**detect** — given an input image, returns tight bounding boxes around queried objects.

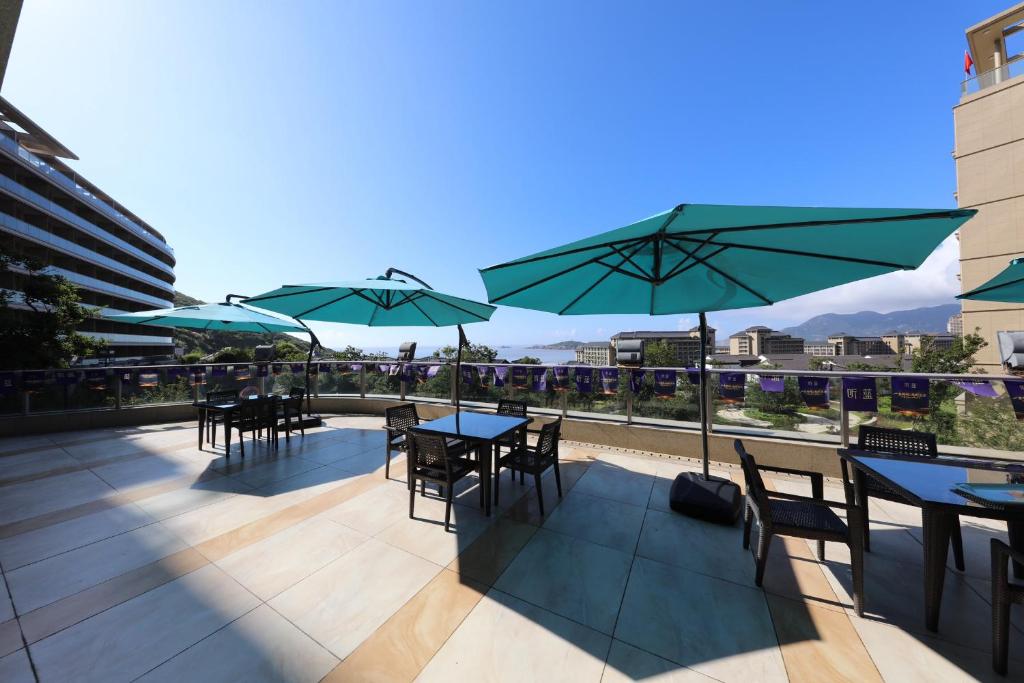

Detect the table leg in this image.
[197,408,206,449]
[1008,520,1024,580]
[483,442,493,517]
[922,507,954,632]
[224,409,232,456]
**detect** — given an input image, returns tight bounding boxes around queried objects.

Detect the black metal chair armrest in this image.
[767,490,853,511]
[756,463,822,480]
[993,538,1024,567]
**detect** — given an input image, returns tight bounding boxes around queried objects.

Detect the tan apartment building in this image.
[826,334,894,356]
[574,342,613,366]
[728,326,805,356]
[611,328,715,366]
[955,3,1024,371]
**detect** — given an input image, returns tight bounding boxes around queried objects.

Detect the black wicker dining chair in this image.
[408,431,483,531]
[494,418,562,515]
[495,399,528,462]
[277,388,305,441]
[204,389,239,447]
[230,396,278,458]
[736,439,864,616]
[384,404,469,481]
[840,426,965,571]
[992,539,1024,676]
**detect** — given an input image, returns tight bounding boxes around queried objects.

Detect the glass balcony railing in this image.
[961,57,1024,95]
[5,360,1024,459]
[47,266,173,309]
[0,134,174,257]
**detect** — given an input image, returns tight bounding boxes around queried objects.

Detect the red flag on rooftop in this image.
[964,50,974,75]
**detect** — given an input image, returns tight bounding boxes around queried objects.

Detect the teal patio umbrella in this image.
[480,203,976,521]
[243,269,496,410]
[958,257,1024,303]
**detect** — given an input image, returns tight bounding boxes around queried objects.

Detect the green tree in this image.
[908,331,987,444]
[208,347,253,363]
[0,250,104,368]
[434,343,498,363]
[512,356,542,365]
[273,340,307,361]
[644,340,680,367]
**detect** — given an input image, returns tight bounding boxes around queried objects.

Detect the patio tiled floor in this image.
[0,415,1021,681]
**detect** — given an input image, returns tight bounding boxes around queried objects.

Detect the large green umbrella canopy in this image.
[958,257,1024,303]
[105,301,308,334]
[479,202,977,488]
[244,270,497,411]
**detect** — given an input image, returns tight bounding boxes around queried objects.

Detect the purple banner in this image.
[271,363,283,376]
[477,366,492,387]
[511,366,528,389]
[256,364,269,378]
[891,376,929,416]
[461,366,475,385]
[629,369,646,394]
[319,362,333,374]
[84,369,108,391]
[190,368,206,386]
[842,377,877,412]
[494,366,508,387]
[953,379,997,398]
[1006,380,1024,421]
[758,375,784,393]
[719,372,746,404]
[653,369,677,399]
[23,370,46,390]
[166,367,188,382]
[552,366,570,392]
[137,371,159,388]
[398,364,414,382]
[388,364,401,377]
[53,370,79,386]
[291,363,306,374]
[685,368,701,385]
[574,367,593,393]
[347,363,363,374]
[600,368,619,395]
[531,367,548,392]
[426,365,441,378]
[798,377,829,409]
[232,365,251,381]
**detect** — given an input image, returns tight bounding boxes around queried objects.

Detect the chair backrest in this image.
[239,395,274,426]
[857,426,937,458]
[239,386,259,399]
[207,389,239,403]
[497,399,528,418]
[385,403,419,432]
[409,431,448,470]
[734,440,770,511]
[289,387,306,400]
[537,418,562,459]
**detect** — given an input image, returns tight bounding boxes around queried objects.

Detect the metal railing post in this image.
[115,371,123,410]
[561,391,568,417]
[312,363,320,400]
[400,363,407,402]
[450,364,457,406]
[359,364,366,399]
[705,375,714,434]
[626,389,633,424]
[840,385,850,448]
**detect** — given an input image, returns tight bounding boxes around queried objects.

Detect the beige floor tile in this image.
[0,501,154,571]
[323,481,412,536]
[378,492,495,566]
[132,476,252,521]
[229,456,324,489]
[594,451,660,476]
[253,462,365,498]
[216,516,367,600]
[161,487,301,546]
[29,563,259,683]
[0,433,55,455]
[495,528,632,635]
[0,648,35,683]
[637,508,752,587]
[269,538,439,659]
[542,491,646,554]
[572,460,655,507]
[0,448,81,483]
[416,588,610,683]
[615,556,787,682]
[0,618,21,657]
[0,470,115,526]
[448,516,538,586]
[602,639,716,682]
[296,439,378,466]
[7,522,187,613]
[136,604,338,683]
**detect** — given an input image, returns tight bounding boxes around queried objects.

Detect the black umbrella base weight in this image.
[669,472,742,525]
[295,415,322,429]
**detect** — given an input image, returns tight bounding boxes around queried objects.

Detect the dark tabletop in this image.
[413,412,528,441]
[840,449,1024,512]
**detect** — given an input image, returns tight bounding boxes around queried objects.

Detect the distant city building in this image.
[610,327,715,366]
[728,326,805,356]
[574,342,613,366]
[803,341,837,357]
[947,312,963,336]
[956,5,1024,370]
[825,334,894,356]
[902,333,956,355]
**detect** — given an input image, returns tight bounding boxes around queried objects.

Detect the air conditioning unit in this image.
[997,331,1024,370]
[616,339,643,366]
[397,341,417,362]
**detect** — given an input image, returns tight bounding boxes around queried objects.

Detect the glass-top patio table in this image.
[839,448,1024,632]
[412,412,530,517]
[193,394,301,452]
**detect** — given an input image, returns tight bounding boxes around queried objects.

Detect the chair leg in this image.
[238,429,245,459]
[385,446,391,479]
[951,517,966,572]
[520,469,524,485]
[861,492,872,553]
[817,539,826,562]
[421,480,426,496]
[409,479,416,519]
[993,542,1010,676]
[553,462,562,498]
[754,526,772,587]
[444,482,454,532]
[534,472,544,516]
[494,462,502,506]
[851,533,865,618]
[742,502,753,550]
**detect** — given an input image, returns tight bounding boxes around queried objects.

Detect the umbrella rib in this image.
[488,247,632,303]
[593,257,658,282]
[417,290,492,322]
[244,285,331,303]
[608,243,654,280]
[480,236,651,273]
[405,295,441,326]
[661,231,719,282]
[663,237,773,307]
[663,209,971,238]
[672,236,912,269]
[660,244,729,282]
[559,239,652,315]
[294,289,365,319]
[961,275,1024,298]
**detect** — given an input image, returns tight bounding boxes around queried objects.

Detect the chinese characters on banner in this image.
[460,366,475,385]
[189,368,206,386]
[574,368,593,393]
[494,366,508,387]
[653,369,677,398]
[1005,380,1024,420]
[552,366,570,392]
[891,376,929,416]
[530,367,547,392]
[798,377,829,408]
[510,366,529,389]
[758,375,784,393]
[842,377,877,412]
[85,369,109,391]
[628,369,646,394]
[718,373,746,404]
[599,368,619,395]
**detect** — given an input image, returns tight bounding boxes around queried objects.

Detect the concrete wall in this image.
[955,74,1024,370]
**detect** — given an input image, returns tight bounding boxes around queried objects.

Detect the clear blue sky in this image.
[3,1,1009,349]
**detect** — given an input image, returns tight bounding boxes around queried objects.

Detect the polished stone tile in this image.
[0,470,115,526]
[615,557,787,682]
[161,488,300,546]
[90,452,207,492]
[571,460,655,507]
[0,648,35,683]
[417,588,610,682]
[29,563,259,683]
[542,491,646,554]
[602,639,716,682]
[132,476,251,521]
[323,481,411,536]
[495,528,632,635]
[378,491,494,566]
[7,522,187,613]
[0,501,154,570]
[637,508,751,586]
[216,516,367,600]
[0,575,12,623]
[230,456,323,489]
[136,604,338,683]
[269,538,438,659]
[0,448,81,483]
[448,516,538,586]
[0,618,20,657]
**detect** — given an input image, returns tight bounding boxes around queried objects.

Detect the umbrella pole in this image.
[699,312,710,480]
[454,325,465,415]
[299,324,320,417]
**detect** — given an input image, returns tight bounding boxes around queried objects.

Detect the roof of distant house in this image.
[611,329,713,340]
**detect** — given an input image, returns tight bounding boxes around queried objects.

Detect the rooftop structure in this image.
[611,328,716,366]
[728,326,805,356]
[574,342,613,366]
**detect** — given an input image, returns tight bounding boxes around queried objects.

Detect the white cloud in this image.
[675,316,694,331]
